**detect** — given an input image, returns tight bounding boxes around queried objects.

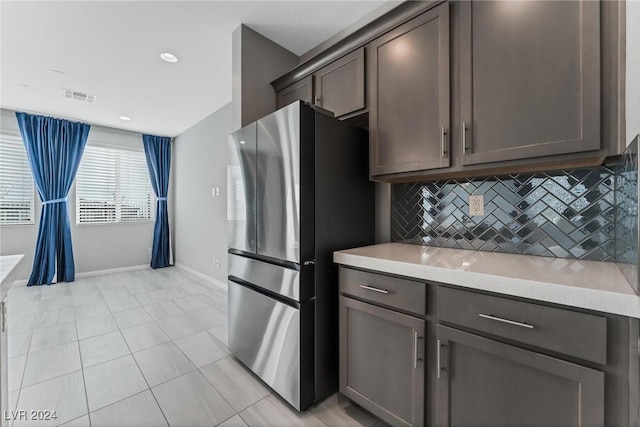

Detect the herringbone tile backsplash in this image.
[615,139,638,288]
[391,167,616,261]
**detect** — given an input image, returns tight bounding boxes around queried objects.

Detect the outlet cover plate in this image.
[469,195,484,216]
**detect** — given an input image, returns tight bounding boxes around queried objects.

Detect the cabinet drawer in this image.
[437,287,607,365]
[339,268,425,316]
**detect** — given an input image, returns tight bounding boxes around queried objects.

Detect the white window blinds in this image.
[76,145,154,224]
[0,133,35,225]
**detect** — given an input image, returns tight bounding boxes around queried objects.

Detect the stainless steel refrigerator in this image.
[227,101,374,411]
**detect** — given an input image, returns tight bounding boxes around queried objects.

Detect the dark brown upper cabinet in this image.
[276,49,366,118]
[314,47,366,118]
[459,0,601,166]
[369,2,450,177]
[277,75,313,109]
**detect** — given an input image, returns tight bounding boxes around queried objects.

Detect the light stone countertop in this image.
[0,255,24,300]
[334,243,640,318]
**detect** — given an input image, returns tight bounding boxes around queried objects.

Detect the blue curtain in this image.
[143,134,171,268]
[16,113,90,285]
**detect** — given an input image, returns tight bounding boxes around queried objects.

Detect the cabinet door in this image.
[369,2,450,177]
[340,296,425,427]
[459,1,600,165]
[277,75,313,110]
[436,325,604,427]
[314,47,365,118]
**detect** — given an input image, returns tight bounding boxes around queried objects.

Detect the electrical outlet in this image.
[469,195,484,216]
[211,187,216,197]
[148,247,152,255]
[214,258,220,269]
[215,187,220,196]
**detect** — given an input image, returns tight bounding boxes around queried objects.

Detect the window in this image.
[0,133,34,225]
[76,145,154,224]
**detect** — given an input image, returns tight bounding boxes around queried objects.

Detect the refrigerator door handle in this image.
[303,259,315,266]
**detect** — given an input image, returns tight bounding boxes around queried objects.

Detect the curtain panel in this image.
[15,112,90,285]
[142,134,171,268]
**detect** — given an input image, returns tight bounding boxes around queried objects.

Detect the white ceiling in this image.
[0,1,395,137]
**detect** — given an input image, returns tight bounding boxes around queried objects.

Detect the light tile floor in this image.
[6,267,386,427]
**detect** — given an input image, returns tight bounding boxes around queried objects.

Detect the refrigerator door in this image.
[228,279,310,411]
[227,123,257,253]
[256,103,301,263]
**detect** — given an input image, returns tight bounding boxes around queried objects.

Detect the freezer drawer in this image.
[228,280,314,411]
[228,253,300,301]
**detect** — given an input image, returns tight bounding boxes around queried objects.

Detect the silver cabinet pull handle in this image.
[462,121,468,154]
[479,313,534,329]
[359,284,389,294]
[1,297,6,333]
[441,126,447,158]
[414,332,419,369]
[437,339,441,378]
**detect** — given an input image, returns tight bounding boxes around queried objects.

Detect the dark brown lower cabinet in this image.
[339,296,425,427]
[435,325,605,427]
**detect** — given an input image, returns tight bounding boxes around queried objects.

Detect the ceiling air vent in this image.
[63,89,97,104]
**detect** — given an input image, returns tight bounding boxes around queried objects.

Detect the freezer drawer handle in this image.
[478,313,534,329]
[359,284,389,294]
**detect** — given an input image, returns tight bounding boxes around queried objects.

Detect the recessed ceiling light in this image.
[160,52,178,63]
[48,69,66,77]
[119,116,131,121]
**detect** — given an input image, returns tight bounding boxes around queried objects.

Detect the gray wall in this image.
[173,103,232,285]
[627,0,640,146]
[232,24,299,129]
[0,109,155,281]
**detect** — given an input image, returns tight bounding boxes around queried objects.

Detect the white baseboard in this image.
[174,263,227,291]
[11,264,150,288]
[76,264,150,278]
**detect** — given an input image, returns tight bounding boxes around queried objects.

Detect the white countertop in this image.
[0,255,24,299]
[334,243,640,318]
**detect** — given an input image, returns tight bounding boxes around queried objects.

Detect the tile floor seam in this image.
[73,310,92,425]
[12,318,36,427]
[134,355,198,389]
[214,412,241,427]
[149,369,225,426]
[237,393,273,426]
[118,321,172,427]
[83,375,150,414]
[196,360,242,416]
[17,368,85,392]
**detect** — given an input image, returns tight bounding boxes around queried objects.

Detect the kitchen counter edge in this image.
[333,243,640,319]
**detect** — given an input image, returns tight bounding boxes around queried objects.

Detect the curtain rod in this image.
[1,107,175,140]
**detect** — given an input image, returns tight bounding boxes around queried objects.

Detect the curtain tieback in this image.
[42,197,68,205]
[157,197,167,202]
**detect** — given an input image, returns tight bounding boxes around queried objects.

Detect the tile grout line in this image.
[115,318,172,427]
[73,310,93,427]
[9,314,35,427]
[193,358,239,419]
